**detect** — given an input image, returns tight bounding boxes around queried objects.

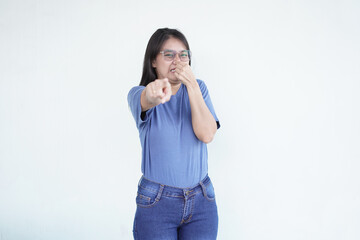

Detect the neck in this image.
[171,83,181,95]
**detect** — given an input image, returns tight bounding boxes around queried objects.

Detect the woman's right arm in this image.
[140,78,172,111]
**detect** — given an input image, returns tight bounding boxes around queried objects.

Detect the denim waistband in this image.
[138,175,211,198]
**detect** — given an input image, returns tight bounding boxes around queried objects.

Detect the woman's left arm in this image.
[174,61,217,143]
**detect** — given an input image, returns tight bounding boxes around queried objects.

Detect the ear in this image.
[152,60,157,68]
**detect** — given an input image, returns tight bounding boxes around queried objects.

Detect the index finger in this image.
[158,78,170,86]
[158,78,171,93]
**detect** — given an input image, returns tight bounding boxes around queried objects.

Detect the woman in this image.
[128,28,220,240]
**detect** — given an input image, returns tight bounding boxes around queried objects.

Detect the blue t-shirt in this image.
[128,79,220,188]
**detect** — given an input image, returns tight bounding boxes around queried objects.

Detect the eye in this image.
[180,51,189,57]
[163,50,175,58]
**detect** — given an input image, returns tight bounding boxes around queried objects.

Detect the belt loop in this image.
[199,181,206,197]
[156,185,164,201]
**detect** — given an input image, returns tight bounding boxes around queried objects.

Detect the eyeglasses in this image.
[159,49,191,62]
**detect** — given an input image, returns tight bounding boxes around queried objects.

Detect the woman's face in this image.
[152,37,189,85]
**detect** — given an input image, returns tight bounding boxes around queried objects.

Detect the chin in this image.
[168,78,180,84]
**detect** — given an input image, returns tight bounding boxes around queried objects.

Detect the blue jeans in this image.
[133,175,218,240]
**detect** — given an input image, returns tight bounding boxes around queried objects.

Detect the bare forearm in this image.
[173,60,217,143]
[186,83,217,143]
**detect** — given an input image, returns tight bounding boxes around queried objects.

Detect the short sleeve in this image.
[127,86,153,129]
[197,79,221,129]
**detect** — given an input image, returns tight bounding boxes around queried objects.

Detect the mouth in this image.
[170,68,176,73]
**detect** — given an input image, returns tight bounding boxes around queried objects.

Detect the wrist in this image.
[141,89,155,111]
[185,79,200,94]
[184,78,198,90]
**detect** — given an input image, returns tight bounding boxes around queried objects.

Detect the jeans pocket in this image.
[136,185,161,208]
[204,181,216,201]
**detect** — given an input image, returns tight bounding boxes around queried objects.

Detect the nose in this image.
[173,52,181,62]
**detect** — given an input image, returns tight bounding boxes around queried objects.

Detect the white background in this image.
[1,0,360,239]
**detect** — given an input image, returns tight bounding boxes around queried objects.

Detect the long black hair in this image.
[139,28,191,86]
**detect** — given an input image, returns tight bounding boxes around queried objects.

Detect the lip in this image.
[170,68,176,73]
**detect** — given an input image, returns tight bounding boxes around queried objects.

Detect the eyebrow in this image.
[163,49,188,52]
